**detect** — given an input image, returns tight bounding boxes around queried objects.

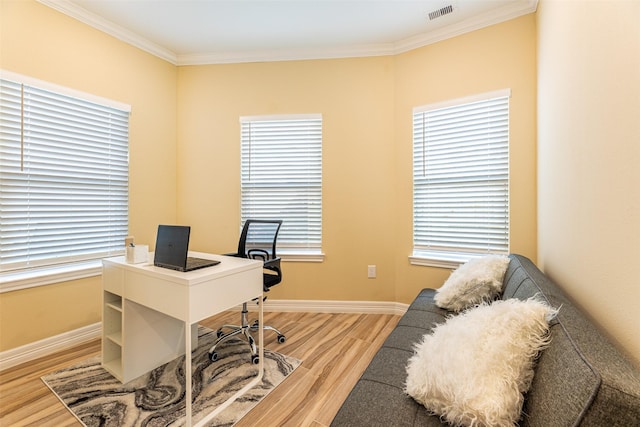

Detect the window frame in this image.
[239,114,324,262]
[410,89,511,269]
[0,71,131,291]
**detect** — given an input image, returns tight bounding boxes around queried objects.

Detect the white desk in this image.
[101,252,263,427]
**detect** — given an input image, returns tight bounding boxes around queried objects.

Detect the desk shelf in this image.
[102,288,123,381]
[106,331,122,346]
[101,275,197,383]
[102,358,122,376]
[106,301,122,312]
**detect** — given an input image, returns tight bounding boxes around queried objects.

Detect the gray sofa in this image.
[332,254,640,426]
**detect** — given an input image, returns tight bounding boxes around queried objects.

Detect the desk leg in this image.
[259,295,264,379]
[185,321,193,427]
[185,294,263,427]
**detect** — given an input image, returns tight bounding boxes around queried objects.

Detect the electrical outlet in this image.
[368,265,376,279]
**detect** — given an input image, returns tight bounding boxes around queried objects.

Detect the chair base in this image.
[208,303,285,363]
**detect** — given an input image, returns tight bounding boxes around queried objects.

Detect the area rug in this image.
[41,326,301,427]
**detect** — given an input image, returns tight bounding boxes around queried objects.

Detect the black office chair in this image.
[208,219,286,364]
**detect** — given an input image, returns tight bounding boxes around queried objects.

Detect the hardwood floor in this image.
[0,310,399,427]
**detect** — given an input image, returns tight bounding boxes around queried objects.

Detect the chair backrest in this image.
[238,219,283,291]
[237,219,282,261]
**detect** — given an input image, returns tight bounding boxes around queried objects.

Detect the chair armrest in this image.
[264,257,281,270]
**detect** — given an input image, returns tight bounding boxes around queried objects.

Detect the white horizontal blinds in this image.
[0,77,129,272]
[240,116,322,250]
[413,91,509,256]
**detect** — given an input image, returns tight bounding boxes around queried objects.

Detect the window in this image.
[411,89,510,268]
[240,115,322,260]
[0,72,130,284]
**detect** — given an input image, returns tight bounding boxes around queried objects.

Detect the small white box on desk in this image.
[126,245,148,264]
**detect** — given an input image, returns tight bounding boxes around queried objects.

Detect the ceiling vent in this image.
[428,5,454,20]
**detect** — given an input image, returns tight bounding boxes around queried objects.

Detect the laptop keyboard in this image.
[186,257,219,269]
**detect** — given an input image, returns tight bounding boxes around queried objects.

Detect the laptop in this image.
[153,225,220,272]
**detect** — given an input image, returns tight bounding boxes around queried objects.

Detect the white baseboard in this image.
[0,299,407,372]
[0,322,101,372]
[263,299,409,316]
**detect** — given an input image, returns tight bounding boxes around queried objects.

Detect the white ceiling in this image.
[38,0,538,65]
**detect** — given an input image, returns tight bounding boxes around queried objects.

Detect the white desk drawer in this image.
[124,270,188,320]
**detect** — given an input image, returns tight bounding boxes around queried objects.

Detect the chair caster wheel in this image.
[277,334,286,343]
[209,351,218,362]
[251,355,259,365]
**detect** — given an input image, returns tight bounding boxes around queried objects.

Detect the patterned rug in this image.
[41,327,300,426]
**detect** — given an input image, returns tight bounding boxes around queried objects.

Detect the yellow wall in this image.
[0,1,538,352]
[537,0,640,366]
[177,14,538,304]
[177,58,398,302]
[0,0,178,351]
[393,16,538,303]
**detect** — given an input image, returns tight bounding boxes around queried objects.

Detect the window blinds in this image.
[413,90,510,258]
[240,115,322,251]
[0,77,130,272]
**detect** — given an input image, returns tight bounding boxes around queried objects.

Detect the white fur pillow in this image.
[435,255,510,311]
[405,299,557,427]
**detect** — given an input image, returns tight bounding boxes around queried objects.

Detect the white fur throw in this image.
[435,255,510,312]
[405,299,557,427]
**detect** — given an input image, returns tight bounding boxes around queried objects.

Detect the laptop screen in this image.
[154,225,190,269]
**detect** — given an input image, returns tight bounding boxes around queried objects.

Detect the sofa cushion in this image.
[503,254,640,427]
[405,298,556,427]
[435,255,510,311]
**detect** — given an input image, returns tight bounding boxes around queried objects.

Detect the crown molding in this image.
[177,43,396,66]
[394,0,539,54]
[37,0,178,65]
[38,0,537,66]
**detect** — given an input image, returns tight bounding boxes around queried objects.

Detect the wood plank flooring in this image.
[0,310,399,427]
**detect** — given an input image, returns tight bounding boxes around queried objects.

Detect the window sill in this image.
[0,260,103,293]
[278,249,325,263]
[409,250,488,269]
